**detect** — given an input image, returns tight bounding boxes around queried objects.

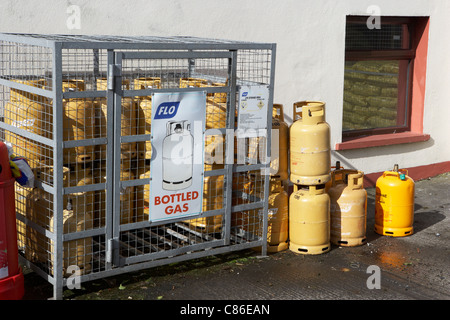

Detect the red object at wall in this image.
[0,141,24,300]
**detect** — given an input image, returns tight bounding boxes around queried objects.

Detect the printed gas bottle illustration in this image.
[162,120,194,191]
[150,91,206,223]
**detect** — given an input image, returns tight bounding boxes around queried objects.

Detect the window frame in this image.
[343,16,418,139]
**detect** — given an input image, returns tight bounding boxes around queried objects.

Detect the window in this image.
[343,16,422,139]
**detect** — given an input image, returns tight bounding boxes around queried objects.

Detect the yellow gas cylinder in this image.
[206,95,227,130]
[325,161,343,192]
[179,77,208,88]
[232,173,253,206]
[54,165,94,276]
[24,166,69,264]
[62,79,95,164]
[187,175,224,233]
[328,169,367,247]
[290,101,331,185]
[66,164,95,224]
[205,81,227,129]
[204,134,225,171]
[210,82,227,103]
[49,208,93,276]
[231,172,254,227]
[180,77,227,129]
[108,169,135,224]
[289,184,330,255]
[134,77,161,159]
[375,164,415,237]
[96,78,136,162]
[265,179,289,252]
[4,79,51,167]
[247,103,288,180]
[270,104,289,181]
[135,170,150,222]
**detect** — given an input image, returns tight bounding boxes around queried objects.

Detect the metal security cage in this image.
[0,33,276,299]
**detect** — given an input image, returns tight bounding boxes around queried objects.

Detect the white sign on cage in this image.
[149,91,206,222]
[236,85,270,138]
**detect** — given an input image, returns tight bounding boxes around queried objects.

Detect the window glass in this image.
[343,17,414,136]
[345,23,409,50]
[343,60,409,132]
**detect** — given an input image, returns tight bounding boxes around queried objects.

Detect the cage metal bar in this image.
[0,121,54,147]
[107,49,118,268]
[122,51,233,60]
[52,41,64,300]
[260,43,276,257]
[224,50,238,246]
[122,86,228,98]
[0,78,53,98]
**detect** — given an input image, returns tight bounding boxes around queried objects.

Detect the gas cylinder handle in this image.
[293,101,304,121]
[293,101,325,124]
[331,169,357,187]
[273,103,284,122]
[348,171,364,190]
[383,171,400,178]
[306,105,324,116]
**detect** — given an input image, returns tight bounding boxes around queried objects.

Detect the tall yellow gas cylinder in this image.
[265,179,289,252]
[270,104,289,180]
[204,134,225,171]
[66,164,95,224]
[135,170,150,222]
[375,164,415,237]
[134,77,161,159]
[4,79,51,167]
[289,184,330,254]
[206,95,227,130]
[49,208,93,277]
[187,175,224,233]
[231,172,255,227]
[50,164,94,276]
[24,166,69,264]
[96,169,135,226]
[328,169,367,246]
[96,78,136,162]
[290,101,331,185]
[62,79,95,164]
[247,103,288,180]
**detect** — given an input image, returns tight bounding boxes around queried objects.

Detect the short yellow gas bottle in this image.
[289,184,330,255]
[328,169,367,246]
[375,164,415,237]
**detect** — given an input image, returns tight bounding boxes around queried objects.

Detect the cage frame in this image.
[0,33,276,300]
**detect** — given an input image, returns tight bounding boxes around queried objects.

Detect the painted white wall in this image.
[1,0,449,175]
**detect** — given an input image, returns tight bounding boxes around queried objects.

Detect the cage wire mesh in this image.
[0,33,275,298]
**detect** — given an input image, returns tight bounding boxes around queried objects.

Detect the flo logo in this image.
[154,102,180,119]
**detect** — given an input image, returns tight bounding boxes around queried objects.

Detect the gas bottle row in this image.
[4,77,227,170]
[274,100,415,256]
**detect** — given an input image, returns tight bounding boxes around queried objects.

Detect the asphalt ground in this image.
[18,172,450,312]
